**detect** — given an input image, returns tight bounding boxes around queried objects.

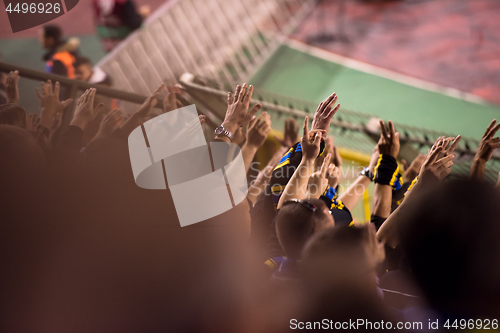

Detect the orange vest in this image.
[47,51,76,79]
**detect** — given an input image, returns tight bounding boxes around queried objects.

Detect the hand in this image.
[135,84,164,119]
[275,118,299,148]
[326,163,340,189]
[311,92,340,132]
[378,120,400,158]
[308,153,331,198]
[418,137,455,187]
[402,153,426,182]
[6,70,20,104]
[70,88,105,130]
[25,113,39,132]
[36,80,73,127]
[246,111,271,149]
[436,135,461,160]
[301,116,325,161]
[97,109,123,137]
[222,83,262,134]
[162,91,184,113]
[474,119,500,163]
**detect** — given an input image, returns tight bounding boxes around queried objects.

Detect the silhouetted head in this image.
[39,25,62,49]
[399,179,500,317]
[0,103,27,129]
[276,199,334,260]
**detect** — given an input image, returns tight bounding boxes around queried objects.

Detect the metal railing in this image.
[95,0,315,113]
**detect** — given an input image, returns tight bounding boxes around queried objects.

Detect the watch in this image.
[360,167,374,181]
[214,125,233,141]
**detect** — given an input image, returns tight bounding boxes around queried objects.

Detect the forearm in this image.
[372,183,392,218]
[469,158,486,180]
[377,181,420,248]
[277,160,314,208]
[339,175,371,211]
[241,143,258,173]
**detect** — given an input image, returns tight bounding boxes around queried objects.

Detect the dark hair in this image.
[276,198,329,260]
[399,179,500,317]
[74,56,92,68]
[0,103,27,129]
[43,25,62,44]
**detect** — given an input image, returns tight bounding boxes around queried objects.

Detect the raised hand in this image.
[308,153,331,198]
[475,120,500,163]
[301,116,325,161]
[98,109,123,137]
[70,88,105,130]
[25,113,39,132]
[6,70,20,104]
[222,83,262,134]
[378,120,400,158]
[162,90,184,113]
[135,84,164,119]
[311,92,340,132]
[276,118,299,148]
[402,153,426,182]
[246,111,271,149]
[419,137,455,187]
[326,163,340,189]
[36,80,73,128]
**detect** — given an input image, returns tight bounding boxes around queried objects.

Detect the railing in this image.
[95,0,316,113]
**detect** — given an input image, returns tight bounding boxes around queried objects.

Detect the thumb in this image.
[248,104,262,119]
[95,103,106,114]
[61,98,74,108]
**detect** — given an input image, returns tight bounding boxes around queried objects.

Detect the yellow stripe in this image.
[274,159,290,170]
[264,258,278,270]
[389,166,400,186]
[271,185,285,193]
[373,154,383,177]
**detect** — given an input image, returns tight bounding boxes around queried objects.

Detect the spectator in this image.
[38,25,80,79]
[93,0,150,52]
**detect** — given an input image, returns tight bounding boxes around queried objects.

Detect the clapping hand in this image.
[418,137,455,187]
[475,120,500,163]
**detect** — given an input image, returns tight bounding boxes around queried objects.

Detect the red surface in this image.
[291,0,500,105]
[0,0,168,38]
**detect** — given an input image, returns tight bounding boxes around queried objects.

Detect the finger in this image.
[447,135,461,154]
[483,119,497,138]
[438,168,452,181]
[326,103,340,119]
[47,80,53,95]
[313,131,322,145]
[176,100,183,109]
[435,153,456,167]
[248,115,257,129]
[324,94,338,111]
[233,85,241,102]
[426,146,444,165]
[94,102,106,115]
[254,112,266,128]
[198,115,205,126]
[248,103,261,119]
[61,98,73,108]
[488,122,500,139]
[227,92,233,105]
[243,84,254,103]
[54,81,60,97]
[35,87,42,99]
[320,153,331,176]
[153,83,165,96]
[380,120,389,141]
[402,159,408,171]
[88,88,96,106]
[319,92,336,114]
[239,83,247,102]
[303,116,309,138]
[388,121,395,139]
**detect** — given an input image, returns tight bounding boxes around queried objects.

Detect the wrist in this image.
[221,121,238,135]
[70,117,88,130]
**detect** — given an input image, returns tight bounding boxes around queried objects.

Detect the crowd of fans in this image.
[1,63,500,332]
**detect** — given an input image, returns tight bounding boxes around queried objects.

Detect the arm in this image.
[377,138,455,248]
[371,120,400,218]
[241,111,271,173]
[277,116,323,208]
[470,119,500,180]
[5,70,20,104]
